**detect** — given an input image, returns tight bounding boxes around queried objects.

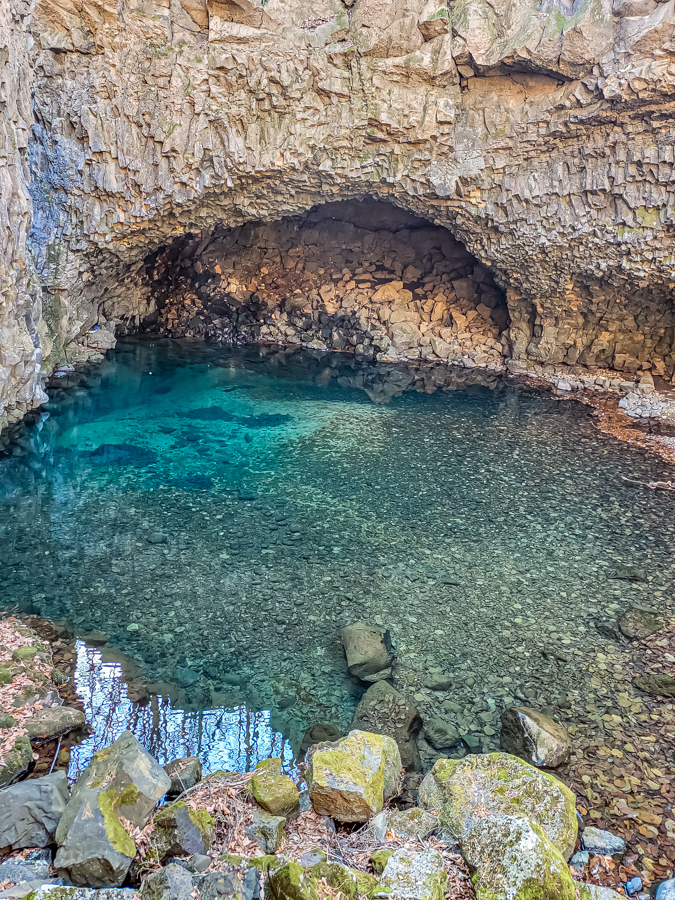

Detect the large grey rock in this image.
[379,848,447,900]
[0,769,69,849]
[306,729,401,822]
[148,800,214,863]
[500,707,572,768]
[419,752,578,861]
[340,622,392,683]
[352,681,422,771]
[199,867,260,900]
[55,730,171,887]
[0,860,51,885]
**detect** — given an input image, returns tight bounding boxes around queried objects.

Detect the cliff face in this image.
[2,0,675,423]
[0,0,47,430]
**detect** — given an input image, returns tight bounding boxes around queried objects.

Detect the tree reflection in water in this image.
[68,642,294,779]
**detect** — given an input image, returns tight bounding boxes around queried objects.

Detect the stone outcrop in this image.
[3,0,675,423]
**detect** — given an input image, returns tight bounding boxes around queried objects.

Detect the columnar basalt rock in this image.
[1,0,675,423]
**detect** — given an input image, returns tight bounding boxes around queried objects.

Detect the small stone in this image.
[141,863,194,900]
[625,876,643,895]
[148,801,213,863]
[370,849,393,875]
[387,807,438,840]
[147,532,168,544]
[245,809,286,853]
[250,758,299,818]
[380,848,447,900]
[0,736,32,788]
[581,827,625,858]
[423,674,453,691]
[571,851,590,867]
[164,756,202,796]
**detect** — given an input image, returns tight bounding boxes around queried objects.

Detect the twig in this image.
[49,739,62,774]
[621,476,675,491]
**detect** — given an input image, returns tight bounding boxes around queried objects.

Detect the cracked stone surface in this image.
[3,0,675,425]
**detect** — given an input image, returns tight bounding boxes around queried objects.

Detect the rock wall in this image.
[145,200,508,366]
[2,0,675,420]
[0,0,47,431]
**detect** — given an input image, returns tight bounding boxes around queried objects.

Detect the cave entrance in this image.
[143,197,509,368]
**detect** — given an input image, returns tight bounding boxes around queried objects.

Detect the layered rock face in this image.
[144,200,508,365]
[2,0,675,423]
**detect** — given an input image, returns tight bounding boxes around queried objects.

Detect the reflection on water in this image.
[1,339,674,772]
[69,642,293,778]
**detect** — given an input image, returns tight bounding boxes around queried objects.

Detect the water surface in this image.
[1,339,673,776]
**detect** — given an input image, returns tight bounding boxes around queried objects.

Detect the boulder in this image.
[0,769,69,849]
[370,849,393,875]
[578,886,626,899]
[245,809,286,853]
[500,707,571,768]
[386,807,439,840]
[250,758,299,818]
[25,706,86,743]
[164,756,202,796]
[142,864,195,900]
[618,607,663,640]
[267,859,377,900]
[306,729,401,822]
[423,717,461,751]
[0,859,51,885]
[300,723,342,755]
[462,814,577,900]
[419,752,577,860]
[55,730,171,887]
[379,848,447,900]
[0,736,32,787]
[340,622,392,682]
[581,826,626,858]
[351,681,422,771]
[149,800,213,862]
[30,888,137,900]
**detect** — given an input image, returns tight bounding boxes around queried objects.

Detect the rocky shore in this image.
[3,615,675,898]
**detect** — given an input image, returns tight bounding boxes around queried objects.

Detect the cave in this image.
[138,198,510,368]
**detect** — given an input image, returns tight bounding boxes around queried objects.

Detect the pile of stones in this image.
[0,726,641,900]
[143,201,508,371]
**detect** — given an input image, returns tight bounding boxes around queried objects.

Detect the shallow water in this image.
[1,339,674,776]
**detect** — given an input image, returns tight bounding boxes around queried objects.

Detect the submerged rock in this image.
[499,706,571,768]
[340,622,392,683]
[351,681,421,771]
[0,769,69,849]
[618,607,663,640]
[633,673,675,697]
[462,814,577,900]
[419,752,577,860]
[250,758,299,818]
[423,717,461,751]
[379,848,447,900]
[306,729,401,822]
[55,730,171,887]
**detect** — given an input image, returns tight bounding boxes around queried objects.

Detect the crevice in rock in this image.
[135,197,509,368]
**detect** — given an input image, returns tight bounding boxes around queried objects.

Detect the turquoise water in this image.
[1,338,674,775]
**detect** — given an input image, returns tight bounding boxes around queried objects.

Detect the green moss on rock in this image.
[251,758,300,818]
[97,785,138,859]
[370,849,394,875]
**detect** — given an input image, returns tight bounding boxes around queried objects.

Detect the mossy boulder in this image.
[577,886,625,899]
[12,645,39,663]
[419,752,577,860]
[250,758,299,818]
[379,848,447,900]
[148,800,214,862]
[306,729,401,822]
[267,859,379,900]
[245,808,286,853]
[0,713,17,728]
[463,814,577,900]
[0,735,32,787]
[370,849,394,875]
[0,665,13,685]
[386,807,438,839]
[55,730,171,886]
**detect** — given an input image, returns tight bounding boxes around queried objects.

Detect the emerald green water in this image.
[1,339,673,776]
